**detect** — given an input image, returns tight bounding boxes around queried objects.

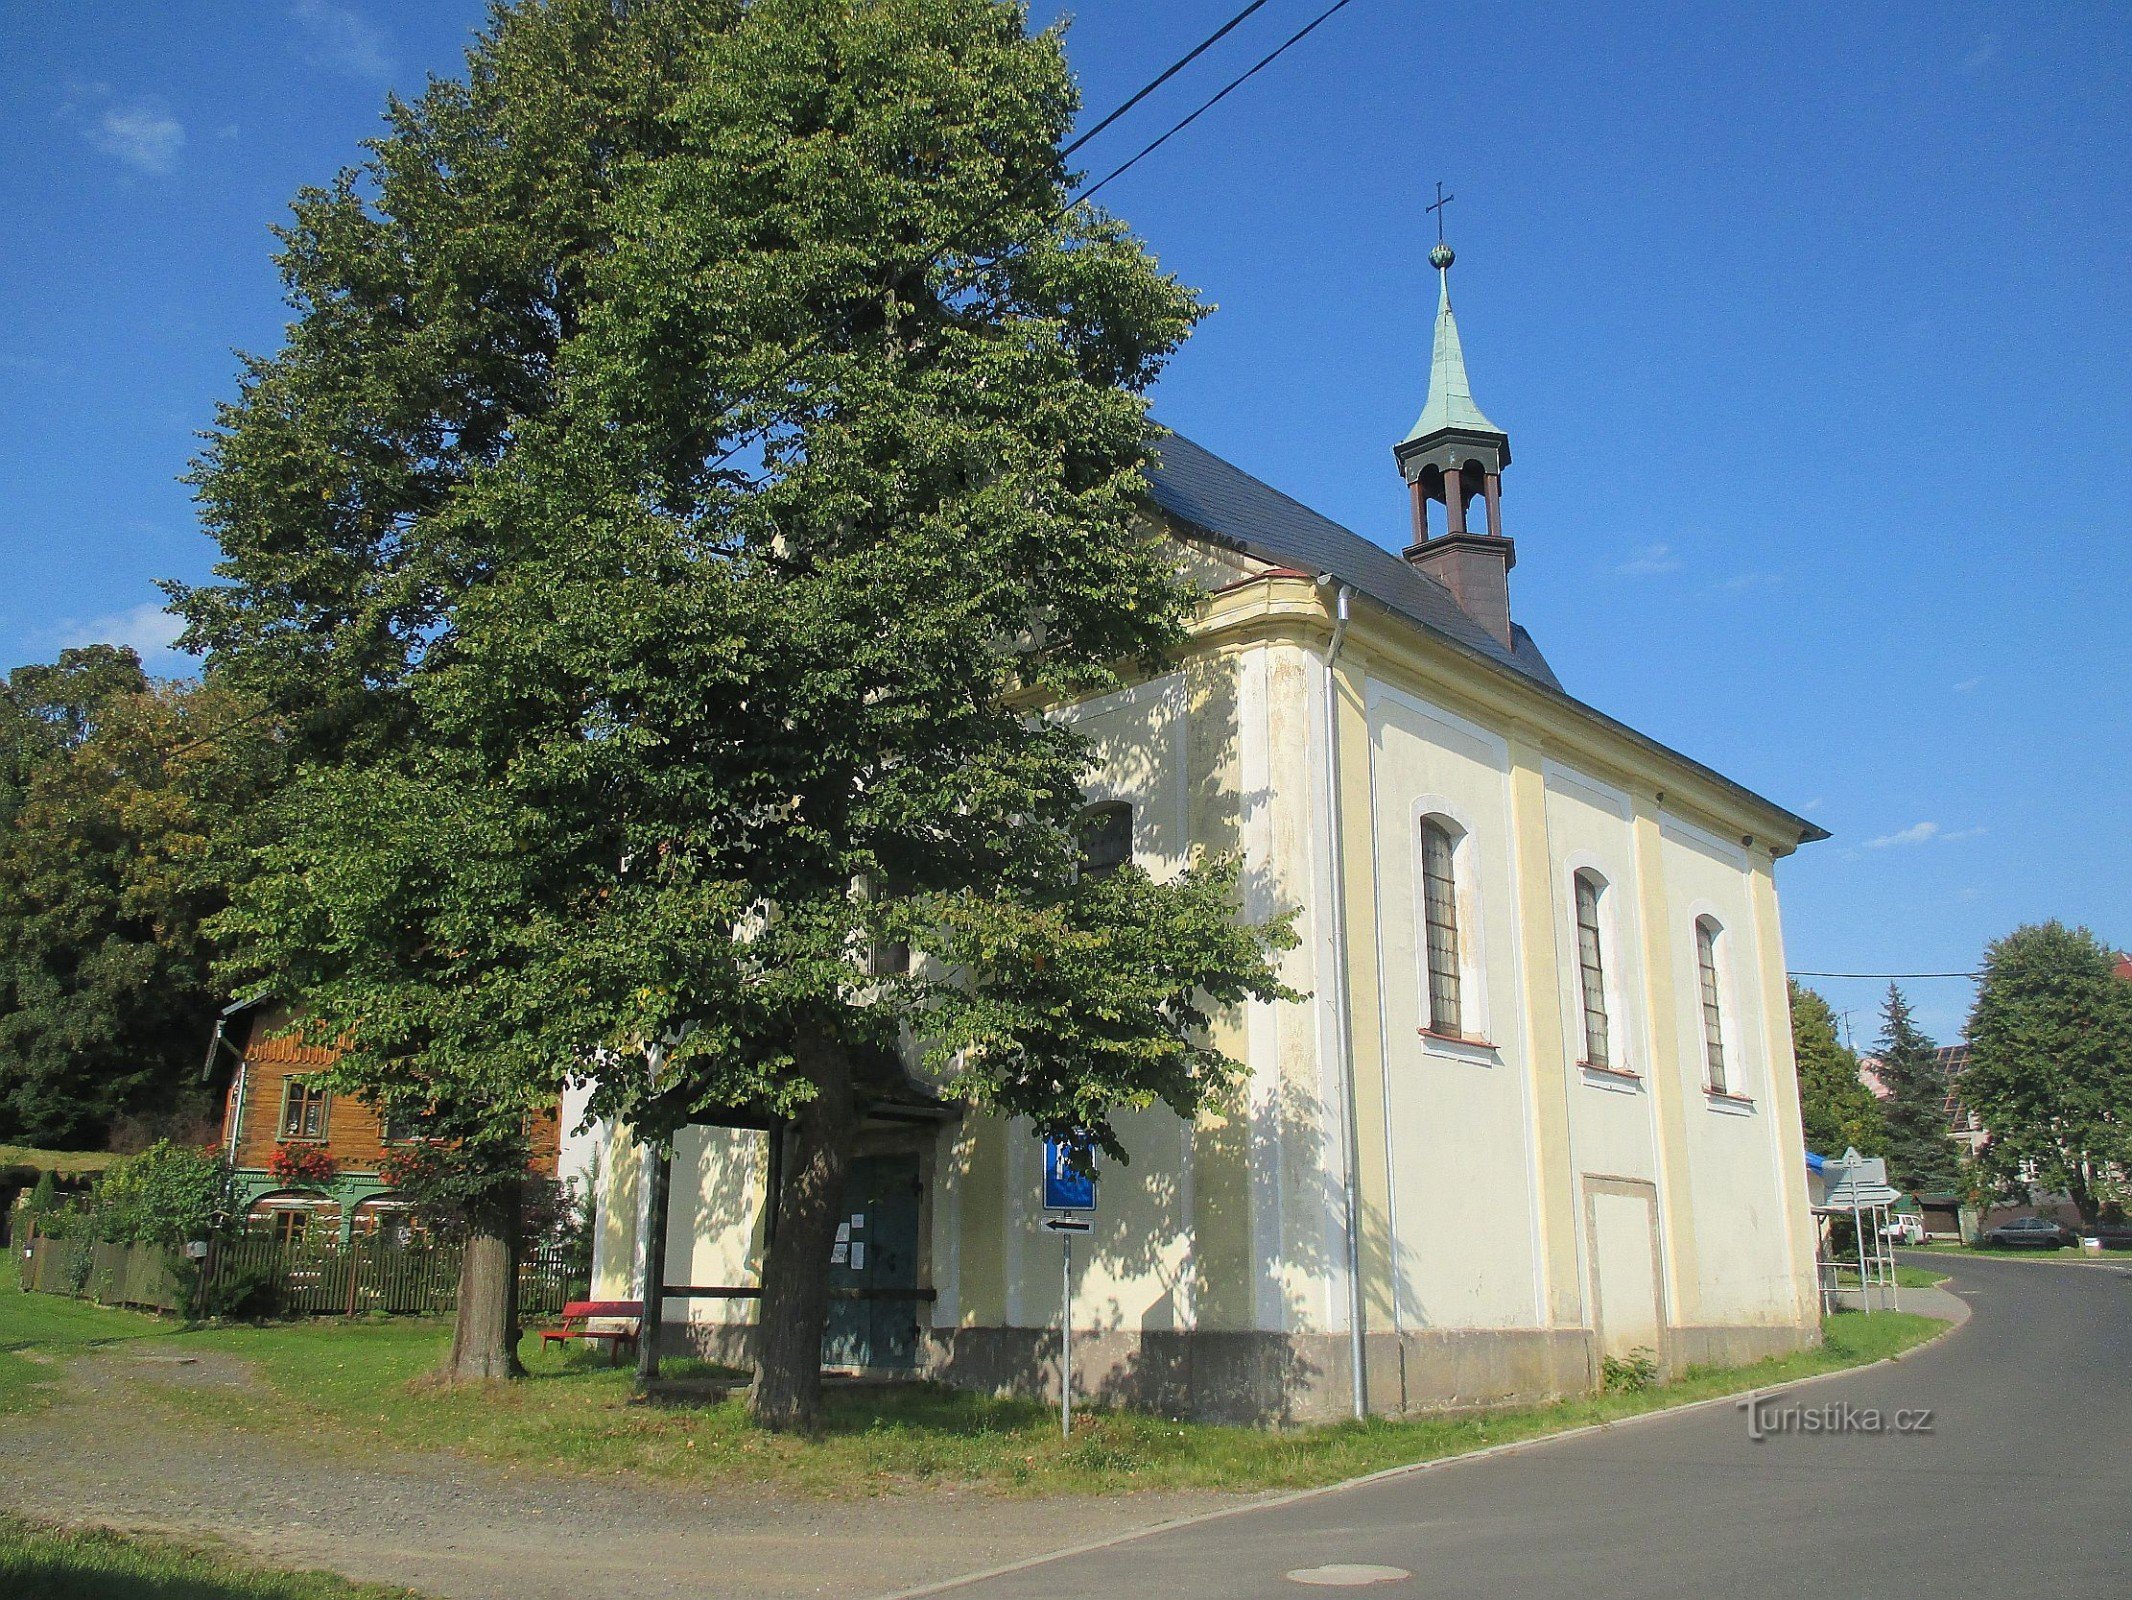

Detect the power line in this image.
[1060,1,1274,160]
[702,0,1365,476]
[1075,0,1361,208]
[168,1,1366,751]
[1788,971,1982,980]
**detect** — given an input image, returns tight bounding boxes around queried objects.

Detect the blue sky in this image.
[3,1,2126,1043]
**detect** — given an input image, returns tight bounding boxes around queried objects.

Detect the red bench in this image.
[540,1300,642,1361]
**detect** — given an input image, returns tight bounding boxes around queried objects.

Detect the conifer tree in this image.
[1872,984,1961,1193]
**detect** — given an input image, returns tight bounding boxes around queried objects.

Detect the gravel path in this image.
[0,1350,1245,1600]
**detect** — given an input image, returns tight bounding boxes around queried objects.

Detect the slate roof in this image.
[1142,429,1561,689]
[1139,428,1829,847]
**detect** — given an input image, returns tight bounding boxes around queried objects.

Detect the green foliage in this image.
[25,1170,59,1219]
[173,0,1289,1395]
[1,1292,1944,1499]
[1790,982,1886,1157]
[0,1512,424,1599]
[1961,921,2132,1222]
[0,648,256,1146]
[79,1142,238,1250]
[1600,1348,1659,1394]
[1873,985,1962,1194]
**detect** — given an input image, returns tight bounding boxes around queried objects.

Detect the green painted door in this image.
[821,1153,924,1369]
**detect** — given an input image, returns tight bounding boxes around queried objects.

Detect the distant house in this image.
[206,1003,596,1243]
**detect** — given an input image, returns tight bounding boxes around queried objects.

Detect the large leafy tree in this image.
[1789,982,1885,1158]
[0,647,252,1147]
[1872,985,1962,1194]
[1961,921,2132,1223]
[177,0,1294,1413]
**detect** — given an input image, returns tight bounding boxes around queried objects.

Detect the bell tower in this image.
[1392,204,1516,649]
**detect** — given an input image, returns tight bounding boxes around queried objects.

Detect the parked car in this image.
[2077,1223,2132,1252]
[1983,1216,2075,1249]
[1881,1214,1926,1246]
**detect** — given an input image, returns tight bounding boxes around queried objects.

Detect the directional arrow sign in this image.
[1041,1216,1092,1234]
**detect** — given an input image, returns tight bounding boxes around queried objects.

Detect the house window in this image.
[380,1107,427,1144]
[1696,917,1728,1094]
[278,1078,329,1142]
[1420,817,1463,1037]
[1574,871,1611,1067]
[268,1208,309,1246]
[1078,801,1133,877]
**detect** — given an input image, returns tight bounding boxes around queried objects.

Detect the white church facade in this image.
[588,244,1828,1422]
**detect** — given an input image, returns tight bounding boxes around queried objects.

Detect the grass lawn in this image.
[0,1144,119,1177]
[0,1514,426,1600]
[1894,1264,1949,1288]
[0,1283,1947,1497]
[1911,1241,2125,1262]
[0,1287,174,1415]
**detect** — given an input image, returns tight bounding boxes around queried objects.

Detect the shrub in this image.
[83,1142,238,1249]
[1601,1348,1660,1394]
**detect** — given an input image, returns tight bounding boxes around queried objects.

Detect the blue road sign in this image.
[1042,1137,1097,1212]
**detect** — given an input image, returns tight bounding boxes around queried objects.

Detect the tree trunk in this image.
[634,1139,673,1386]
[747,1023,859,1432]
[446,1188,525,1382]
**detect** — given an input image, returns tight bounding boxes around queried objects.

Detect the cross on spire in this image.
[1426,182,1454,244]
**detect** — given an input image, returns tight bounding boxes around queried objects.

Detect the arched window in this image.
[1077,801,1134,877]
[1696,917,1728,1093]
[1419,817,1462,1037]
[1573,871,1611,1067]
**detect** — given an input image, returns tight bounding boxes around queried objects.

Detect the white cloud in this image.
[1865,821,1941,849]
[1718,571,1782,593]
[1616,541,1681,577]
[1953,676,1981,692]
[1962,33,1999,75]
[291,1,393,79]
[84,102,186,176]
[1862,820,1987,850]
[58,602,187,671]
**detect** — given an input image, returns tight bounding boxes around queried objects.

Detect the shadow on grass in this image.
[0,1515,417,1599]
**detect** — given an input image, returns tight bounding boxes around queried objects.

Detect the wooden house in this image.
[209,1003,574,1244]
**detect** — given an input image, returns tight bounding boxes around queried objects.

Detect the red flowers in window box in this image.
[267,1144,341,1185]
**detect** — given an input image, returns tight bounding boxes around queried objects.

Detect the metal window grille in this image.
[1574,872,1610,1066]
[1697,918,1728,1093]
[1420,819,1462,1036]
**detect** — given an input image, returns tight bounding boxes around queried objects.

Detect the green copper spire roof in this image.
[1403,250,1503,442]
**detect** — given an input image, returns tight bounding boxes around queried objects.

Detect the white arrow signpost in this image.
[1041,1138,1096,1439]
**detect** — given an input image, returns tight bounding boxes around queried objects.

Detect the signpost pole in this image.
[1060,1230,1072,1440]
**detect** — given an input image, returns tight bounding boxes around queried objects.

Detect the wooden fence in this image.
[16,1230,583,1319]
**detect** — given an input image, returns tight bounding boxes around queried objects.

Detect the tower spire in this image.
[1404,252,1502,443]
[1392,209,1517,650]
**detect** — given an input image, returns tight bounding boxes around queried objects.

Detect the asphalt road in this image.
[915,1253,2132,1599]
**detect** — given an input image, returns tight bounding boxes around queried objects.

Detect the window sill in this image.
[275,1135,328,1145]
[1705,1088,1757,1114]
[1579,1061,1643,1092]
[1418,1029,1500,1064]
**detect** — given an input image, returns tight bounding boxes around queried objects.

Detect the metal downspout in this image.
[1318,576,1367,1420]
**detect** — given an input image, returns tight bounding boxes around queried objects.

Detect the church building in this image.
[588,238,1829,1422]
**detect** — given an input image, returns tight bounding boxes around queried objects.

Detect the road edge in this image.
[873,1299,1971,1600]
